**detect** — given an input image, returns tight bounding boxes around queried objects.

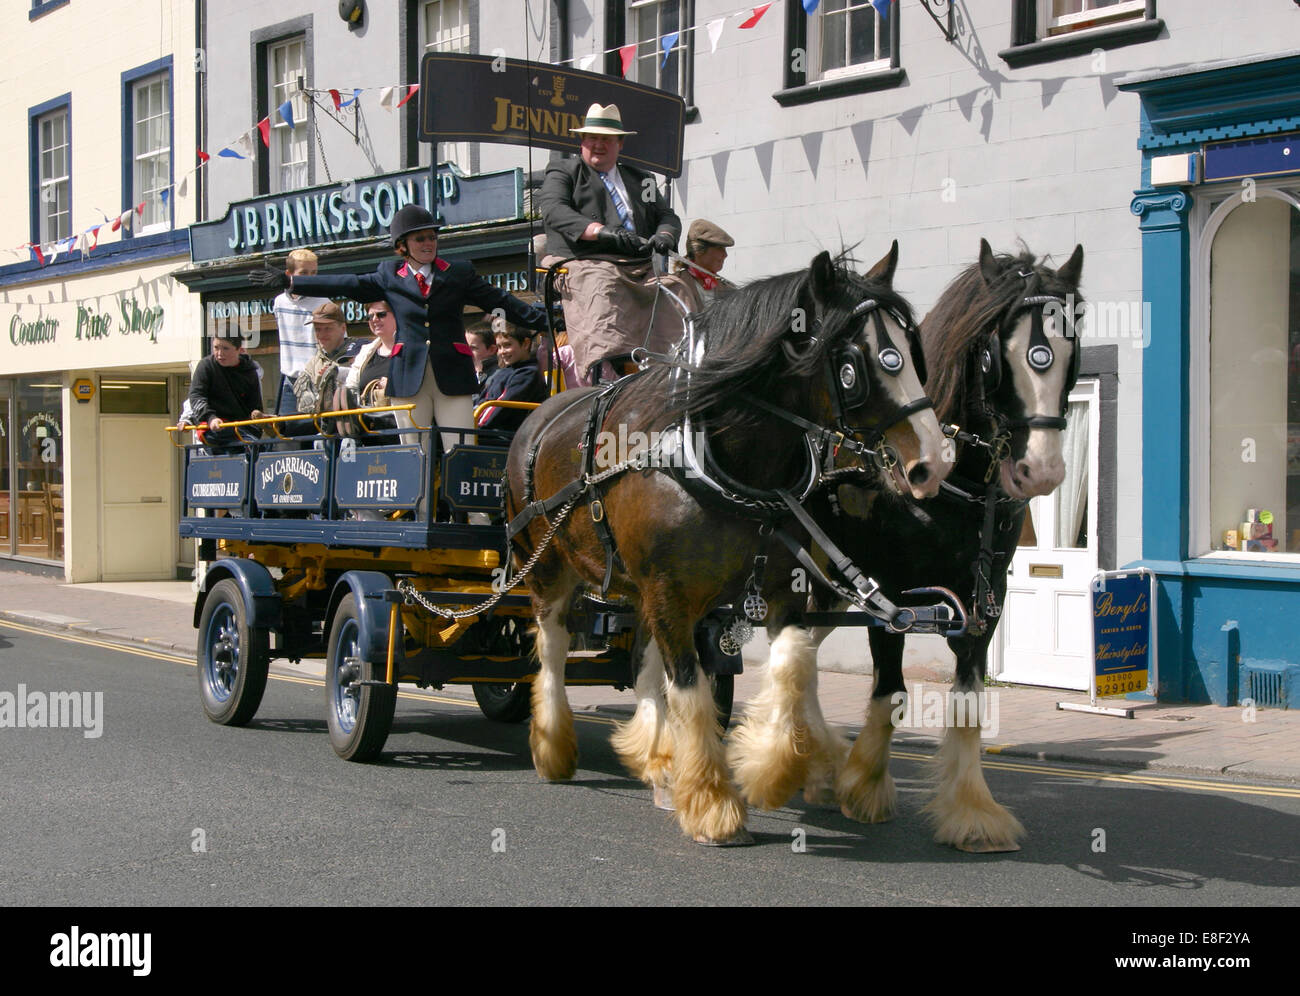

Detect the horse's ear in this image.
[809,250,836,301]
[1057,243,1084,287]
[978,238,1000,286]
[864,240,899,286]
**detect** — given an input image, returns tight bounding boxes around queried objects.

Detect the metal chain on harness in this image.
[396,493,582,620]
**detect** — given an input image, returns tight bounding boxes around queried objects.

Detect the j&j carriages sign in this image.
[189,165,524,263]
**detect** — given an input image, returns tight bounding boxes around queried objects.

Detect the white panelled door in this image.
[991,379,1099,689]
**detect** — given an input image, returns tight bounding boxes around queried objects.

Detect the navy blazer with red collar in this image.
[291,256,545,398]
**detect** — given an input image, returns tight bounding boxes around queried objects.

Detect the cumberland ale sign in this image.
[418,53,685,178]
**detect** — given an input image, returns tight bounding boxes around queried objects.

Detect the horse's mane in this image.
[921,246,1082,423]
[634,257,915,431]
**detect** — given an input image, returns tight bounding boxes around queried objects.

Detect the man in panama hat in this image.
[539,102,683,384]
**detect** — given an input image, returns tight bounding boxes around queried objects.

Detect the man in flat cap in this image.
[674,219,736,311]
[539,103,683,384]
[293,301,362,417]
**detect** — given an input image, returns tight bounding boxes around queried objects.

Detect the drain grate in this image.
[1239,660,1299,709]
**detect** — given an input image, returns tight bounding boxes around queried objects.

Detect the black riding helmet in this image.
[390,204,441,248]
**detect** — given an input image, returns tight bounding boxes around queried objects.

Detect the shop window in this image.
[1040,0,1145,37]
[775,0,903,107]
[1207,196,1300,555]
[100,379,170,415]
[418,0,474,173]
[267,36,308,194]
[30,97,71,245]
[123,61,173,235]
[13,378,63,562]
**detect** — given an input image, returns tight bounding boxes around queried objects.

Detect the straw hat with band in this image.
[571,103,637,137]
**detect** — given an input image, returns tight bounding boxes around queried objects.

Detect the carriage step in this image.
[354,679,395,687]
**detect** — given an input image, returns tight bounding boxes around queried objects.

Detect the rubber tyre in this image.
[472,682,533,723]
[711,673,735,730]
[197,578,270,727]
[325,594,397,762]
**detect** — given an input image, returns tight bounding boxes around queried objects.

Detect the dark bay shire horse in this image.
[729,240,1085,852]
[504,245,950,845]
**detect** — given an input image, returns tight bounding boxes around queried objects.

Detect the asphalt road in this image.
[2,622,1299,907]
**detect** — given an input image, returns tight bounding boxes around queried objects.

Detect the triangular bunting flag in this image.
[340,88,361,107]
[177,174,188,198]
[707,18,725,53]
[136,201,146,216]
[87,226,101,251]
[396,84,420,109]
[578,54,597,71]
[739,3,771,28]
[329,88,342,111]
[218,145,243,159]
[619,44,635,77]
[802,0,821,12]
[160,188,171,208]
[110,216,122,232]
[257,117,271,147]
[379,86,397,110]
[871,0,891,16]
[29,243,45,266]
[278,99,295,130]
[119,210,134,233]
[236,130,256,158]
[196,148,210,164]
[660,32,679,68]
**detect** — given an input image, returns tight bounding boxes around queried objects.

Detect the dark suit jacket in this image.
[540,158,681,259]
[292,258,546,398]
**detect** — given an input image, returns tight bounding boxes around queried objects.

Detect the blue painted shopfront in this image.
[1119,53,1300,706]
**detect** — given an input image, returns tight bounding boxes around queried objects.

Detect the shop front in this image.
[1120,53,1300,705]
[173,163,538,414]
[0,260,200,580]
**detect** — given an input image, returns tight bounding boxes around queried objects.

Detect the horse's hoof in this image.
[692,829,754,847]
[955,838,1021,854]
[840,803,895,824]
[653,784,675,811]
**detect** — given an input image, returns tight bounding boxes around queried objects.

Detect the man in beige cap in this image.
[539,102,682,384]
[675,219,736,310]
[292,301,363,416]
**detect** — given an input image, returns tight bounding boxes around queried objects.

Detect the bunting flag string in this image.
[15,0,813,270]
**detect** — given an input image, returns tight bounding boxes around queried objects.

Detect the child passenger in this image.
[474,325,546,433]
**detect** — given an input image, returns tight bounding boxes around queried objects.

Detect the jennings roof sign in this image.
[417,53,685,178]
[189,165,523,263]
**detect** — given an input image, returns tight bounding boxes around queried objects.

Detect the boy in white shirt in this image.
[271,248,329,415]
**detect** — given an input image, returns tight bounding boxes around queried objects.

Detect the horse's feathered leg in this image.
[924,645,1023,851]
[528,578,580,781]
[838,627,905,823]
[610,637,676,810]
[661,638,748,845]
[728,625,832,810]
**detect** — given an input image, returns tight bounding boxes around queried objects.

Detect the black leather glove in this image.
[599,226,647,257]
[648,231,676,255]
[249,264,290,290]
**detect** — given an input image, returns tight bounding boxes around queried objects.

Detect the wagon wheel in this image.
[197,578,270,727]
[325,594,396,761]
[471,616,533,724]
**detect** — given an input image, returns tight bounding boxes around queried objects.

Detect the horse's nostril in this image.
[908,463,931,486]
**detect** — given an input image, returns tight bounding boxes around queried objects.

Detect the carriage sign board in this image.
[255,451,329,510]
[1090,569,1156,700]
[334,445,423,510]
[185,455,246,509]
[441,445,507,513]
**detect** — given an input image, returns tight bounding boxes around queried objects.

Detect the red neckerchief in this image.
[687,262,718,291]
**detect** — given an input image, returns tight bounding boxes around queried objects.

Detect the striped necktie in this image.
[599,172,636,232]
